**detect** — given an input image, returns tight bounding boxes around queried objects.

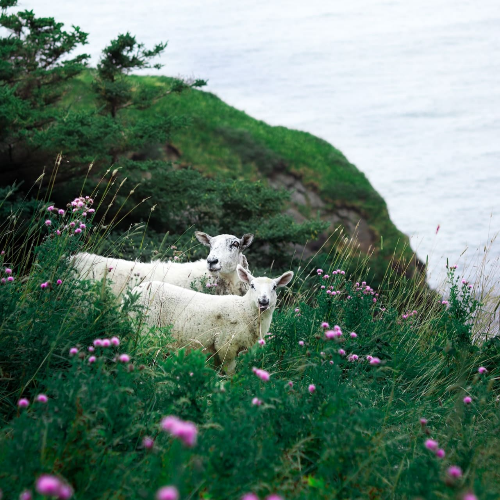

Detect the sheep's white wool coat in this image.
[132,280,273,373]
[72,253,248,297]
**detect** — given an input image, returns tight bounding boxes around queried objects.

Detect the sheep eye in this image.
[273,284,277,290]
[231,241,240,249]
[251,283,255,289]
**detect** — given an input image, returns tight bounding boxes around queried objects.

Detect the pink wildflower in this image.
[258,339,266,346]
[79,223,86,229]
[329,360,334,365]
[102,339,111,347]
[478,366,487,374]
[425,439,439,451]
[69,221,75,228]
[110,336,120,346]
[5,268,12,275]
[447,465,462,478]
[119,354,130,363]
[317,269,323,274]
[252,368,270,382]
[252,397,262,406]
[288,381,293,387]
[142,436,154,449]
[323,274,329,279]
[320,285,325,289]
[93,339,103,347]
[463,396,472,405]
[350,332,357,338]
[47,206,54,212]
[161,416,198,447]
[366,355,373,361]
[338,349,346,356]
[58,209,65,215]
[436,448,445,458]
[321,322,329,328]
[45,220,52,226]
[242,494,259,500]
[298,340,304,346]
[69,347,78,356]
[20,490,32,500]
[348,354,359,362]
[308,384,316,394]
[373,298,377,303]
[462,492,478,500]
[17,398,29,408]
[420,418,428,426]
[74,228,81,234]
[156,486,179,500]
[40,282,48,289]
[56,279,62,285]
[88,346,94,352]
[369,357,381,365]
[266,495,284,500]
[58,485,73,500]
[1,278,5,284]
[88,208,95,213]
[294,308,300,313]
[36,394,48,403]
[56,230,61,236]
[35,475,61,496]
[88,356,96,364]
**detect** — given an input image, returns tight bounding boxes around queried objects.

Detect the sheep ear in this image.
[195,231,212,247]
[275,271,294,288]
[237,264,254,283]
[240,233,254,250]
[239,253,249,270]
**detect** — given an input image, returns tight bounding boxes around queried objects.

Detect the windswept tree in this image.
[0,0,89,176]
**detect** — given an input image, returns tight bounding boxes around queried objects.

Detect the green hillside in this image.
[62,72,422,283]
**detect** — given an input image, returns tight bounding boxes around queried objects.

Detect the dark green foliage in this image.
[99,160,328,269]
[0,1,89,164]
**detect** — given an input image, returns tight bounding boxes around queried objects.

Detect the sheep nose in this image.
[207,257,218,265]
[258,298,269,305]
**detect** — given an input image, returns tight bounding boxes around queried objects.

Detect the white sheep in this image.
[71,232,254,297]
[131,264,294,374]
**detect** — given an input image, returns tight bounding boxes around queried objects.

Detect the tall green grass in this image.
[0,174,499,500]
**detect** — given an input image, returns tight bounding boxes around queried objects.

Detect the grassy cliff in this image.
[63,72,422,285]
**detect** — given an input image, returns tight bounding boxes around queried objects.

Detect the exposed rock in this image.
[269,170,376,256]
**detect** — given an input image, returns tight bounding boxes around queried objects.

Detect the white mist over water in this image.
[23,0,500,289]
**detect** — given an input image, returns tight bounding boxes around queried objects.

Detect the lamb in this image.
[71,232,254,297]
[131,264,294,374]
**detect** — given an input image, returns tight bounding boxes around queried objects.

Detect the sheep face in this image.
[237,265,294,312]
[195,232,254,275]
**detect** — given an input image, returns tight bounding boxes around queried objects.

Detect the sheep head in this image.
[237,264,294,312]
[195,232,254,275]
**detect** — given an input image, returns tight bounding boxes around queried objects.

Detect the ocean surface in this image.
[23,0,500,291]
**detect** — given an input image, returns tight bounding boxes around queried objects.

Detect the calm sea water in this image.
[24,0,500,290]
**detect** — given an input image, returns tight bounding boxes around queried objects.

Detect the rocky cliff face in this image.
[268,170,376,257]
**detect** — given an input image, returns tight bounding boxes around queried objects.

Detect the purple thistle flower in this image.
[45,220,52,226]
[36,394,48,403]
[447,465,462,478]
[17,398,29,408]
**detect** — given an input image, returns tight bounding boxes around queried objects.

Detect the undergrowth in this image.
[0,181,499,500]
